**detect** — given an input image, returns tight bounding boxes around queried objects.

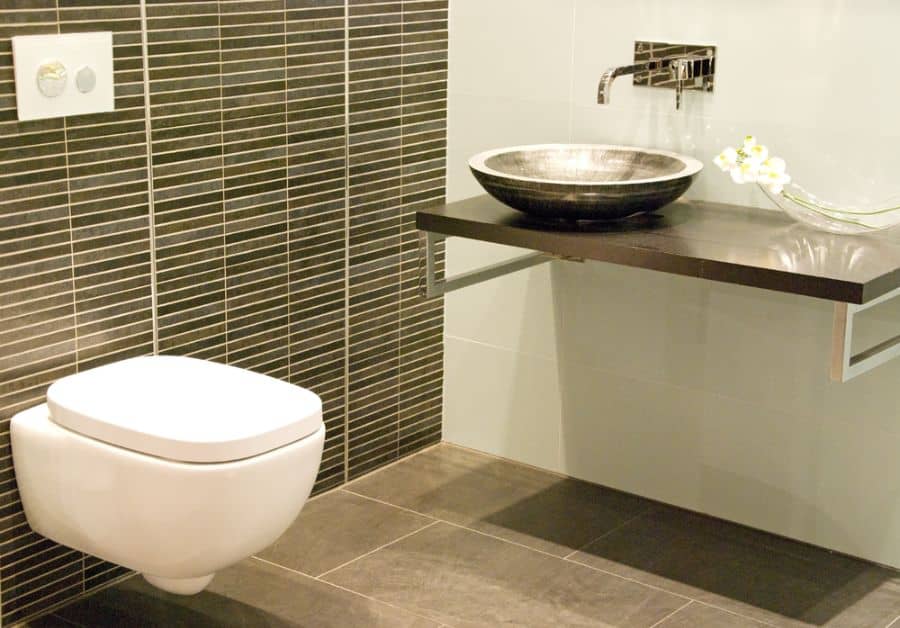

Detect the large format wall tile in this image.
[445,0,900,575]
[0,1,446,623]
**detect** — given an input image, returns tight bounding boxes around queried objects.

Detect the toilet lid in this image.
[46,356,323,463]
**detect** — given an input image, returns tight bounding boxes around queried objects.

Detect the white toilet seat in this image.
[47,355,322,462]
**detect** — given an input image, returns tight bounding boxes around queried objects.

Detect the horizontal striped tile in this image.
[0,0,446,622]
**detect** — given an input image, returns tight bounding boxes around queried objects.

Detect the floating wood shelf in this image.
[417,195,900,382]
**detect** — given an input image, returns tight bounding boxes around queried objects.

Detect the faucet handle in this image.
[668,52,715,110]
[670,59,689,110]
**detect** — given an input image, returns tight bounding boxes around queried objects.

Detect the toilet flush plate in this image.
[11,32,115,121]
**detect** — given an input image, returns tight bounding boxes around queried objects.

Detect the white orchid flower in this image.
[716,137,790,191]
[760,169,791,195]
[713,147,739,171]
[731,160,760,184]
[759,156,786,175]
[746,143,769,164]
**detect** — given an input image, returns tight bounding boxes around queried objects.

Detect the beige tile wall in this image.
[444,0,900,569]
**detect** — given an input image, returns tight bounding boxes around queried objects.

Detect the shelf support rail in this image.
[831,285,900,382]
[419,232,554,299]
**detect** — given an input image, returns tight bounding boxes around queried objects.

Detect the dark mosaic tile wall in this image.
[0,1,446,624]
[346,0,445,479]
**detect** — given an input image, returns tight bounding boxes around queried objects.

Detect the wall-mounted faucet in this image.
[598,41,716,110]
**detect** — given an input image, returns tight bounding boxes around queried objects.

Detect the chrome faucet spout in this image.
[596,68,616,104]
[596,60,665,104]
[597,43,716,110]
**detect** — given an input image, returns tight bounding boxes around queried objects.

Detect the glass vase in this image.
[759,182,900,235]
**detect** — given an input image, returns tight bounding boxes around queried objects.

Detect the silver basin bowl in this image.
[469,144,703,221]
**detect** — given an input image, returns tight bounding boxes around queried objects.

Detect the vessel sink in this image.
[469,144,702,221]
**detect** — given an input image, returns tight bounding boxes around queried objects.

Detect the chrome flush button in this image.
[36,60,67,97]
[75,65,96,93]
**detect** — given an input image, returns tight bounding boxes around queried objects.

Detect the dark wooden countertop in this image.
[417,195,900,304]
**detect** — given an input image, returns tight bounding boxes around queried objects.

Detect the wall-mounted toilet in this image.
[11,355,325,595]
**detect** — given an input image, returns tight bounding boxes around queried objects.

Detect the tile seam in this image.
[565,0,576,144]
[561,508,655,560]
[340,487,439,520]
[689,601,779,627]
[342,0,352,484]
[138,0,160,356]
[216,0,229,362]
[52,0,78,387]
[250,555,443,626]
[282,0,291,386]
[395,0,406,466]
[314,519,439,580]
[647,600,693,628]
[46,613,85,627]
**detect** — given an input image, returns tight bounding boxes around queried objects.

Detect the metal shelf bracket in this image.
[419,231,555,299]
[419,228,900,383]
[831,285,900,382]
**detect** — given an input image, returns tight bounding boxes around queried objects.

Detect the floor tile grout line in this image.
[561,507,655,560]
[436,519,586,563]
[648,600,693,628]
[689,601,778,627]
[250,555,443,626]
[560,550,702,603]
[48,613,86,627]
[313,520,441,580]
[340,487,439,520]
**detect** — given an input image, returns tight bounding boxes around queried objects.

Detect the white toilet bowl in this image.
[11,356,325,595]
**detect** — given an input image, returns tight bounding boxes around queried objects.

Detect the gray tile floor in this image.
[28,444,900,628]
